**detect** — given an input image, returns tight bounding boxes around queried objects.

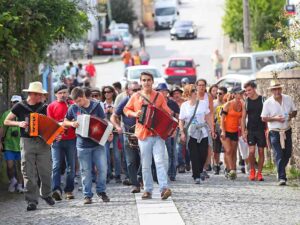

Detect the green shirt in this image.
[0,110,20,152]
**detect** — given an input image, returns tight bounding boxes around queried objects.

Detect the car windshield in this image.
[155,7,175,16]
[255,56,275,70]
[169,60,193,67]
[228,57,252,72]
[174,22,192,28]
[102,35,121,41]
[128,69,162,79]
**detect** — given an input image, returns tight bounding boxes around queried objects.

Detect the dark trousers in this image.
[188,137,208,179]
[269,129,292,181]
[124,135,141,187]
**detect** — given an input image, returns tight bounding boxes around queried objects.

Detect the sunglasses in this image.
[104,91,113,94]
[217,92,223,95]
[91,94,100,97]
[191,89,197,93]
[132,88,141,92]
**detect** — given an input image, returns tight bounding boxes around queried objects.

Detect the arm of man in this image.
[124,94,140,118]
[261,101,285,123]
[63,105,79,128]
[4,112,26,128]
[241,101,247,141]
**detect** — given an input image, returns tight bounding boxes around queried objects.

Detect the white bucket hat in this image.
[22,81,48,94]
[11,95,22,102]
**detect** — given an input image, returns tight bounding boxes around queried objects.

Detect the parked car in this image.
[170,20,198,40]
[122,65,167,88]
[259,61,299,73]
[216,74,255,92]
[163,58,198,84]
[226,51,286,76]
[153,0,179,30]
[96,34,125,55]
[111,29,133,48]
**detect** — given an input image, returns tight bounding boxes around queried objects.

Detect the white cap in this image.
[11,95,22,102]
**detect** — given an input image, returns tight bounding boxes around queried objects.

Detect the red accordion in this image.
[76,115,113,146]
[138,104,178,140]
[28,113,64,145]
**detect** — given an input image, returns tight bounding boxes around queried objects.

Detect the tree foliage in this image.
[110,0,137,26]
[266,12,300,63]
[0,0,91,90]
[222,0,286,50]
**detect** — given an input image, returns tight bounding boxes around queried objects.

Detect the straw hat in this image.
[267,79,284,90]
[22,81,48,94]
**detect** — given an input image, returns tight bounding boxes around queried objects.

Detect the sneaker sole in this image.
[52,192,62,201]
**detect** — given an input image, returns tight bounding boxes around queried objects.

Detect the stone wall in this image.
[256,69,300,169]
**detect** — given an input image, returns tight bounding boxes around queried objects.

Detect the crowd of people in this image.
[0,70,297,211]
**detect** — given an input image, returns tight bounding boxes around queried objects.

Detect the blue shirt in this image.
[115,96,136,131]
[66,100,105,148]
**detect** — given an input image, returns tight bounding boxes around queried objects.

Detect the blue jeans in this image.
[166,137,177,178]
[138,136,168,193]
[177,142,190,167]
[269,129,292,181]
[105,134,121,178]
[120,134,129,178]
[124,135,141,187]
[51,139,76,193]
[77,145,107,198]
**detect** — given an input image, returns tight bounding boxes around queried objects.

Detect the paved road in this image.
[1,171,299,225]
[95,0,225,87]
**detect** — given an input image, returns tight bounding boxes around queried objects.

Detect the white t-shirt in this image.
[77,69,87,83]
[261,94,296,129]
[179,100,210,137]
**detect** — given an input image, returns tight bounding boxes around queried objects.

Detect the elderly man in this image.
[4,82,55,211]
[261,80,297,185]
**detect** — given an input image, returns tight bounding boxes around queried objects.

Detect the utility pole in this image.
[243,0,252,52]
[107,0,112,24]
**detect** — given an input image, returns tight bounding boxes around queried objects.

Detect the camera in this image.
[11,130,19,137]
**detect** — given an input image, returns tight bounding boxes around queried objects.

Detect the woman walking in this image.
[179,84,215,184]
[220,87,244,180]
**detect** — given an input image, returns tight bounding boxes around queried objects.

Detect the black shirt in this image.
[167,98,180,117]
[246,96,265,131]
[11,101,47,138]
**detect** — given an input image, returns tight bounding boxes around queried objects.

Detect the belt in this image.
[269,127,291,149]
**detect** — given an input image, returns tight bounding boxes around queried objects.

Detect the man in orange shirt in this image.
[121,47,132,68]
[124,72,172,200]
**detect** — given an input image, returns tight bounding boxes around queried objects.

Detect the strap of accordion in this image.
[138,92,159,105]
[78,102,101,115]
[19,101,47,113]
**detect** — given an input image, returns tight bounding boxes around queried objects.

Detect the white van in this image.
[226,51,285,76]
[153,0,179,30]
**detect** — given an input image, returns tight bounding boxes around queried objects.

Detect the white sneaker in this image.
[16,184,24,193]
[8,178,17,192]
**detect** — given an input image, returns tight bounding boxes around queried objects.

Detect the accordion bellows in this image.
[76,114,113,146]
[29,113,64,145]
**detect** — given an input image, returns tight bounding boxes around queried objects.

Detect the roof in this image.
[168,58,194,61]
[126,65,159,71]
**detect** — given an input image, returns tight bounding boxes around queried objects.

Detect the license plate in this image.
[176,70,186,73]
[103,48,111,51]
[178,34,185,37]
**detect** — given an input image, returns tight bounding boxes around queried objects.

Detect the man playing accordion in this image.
[124,72,172,200]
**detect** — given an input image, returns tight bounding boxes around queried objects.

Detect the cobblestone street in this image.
[1,171,299,225]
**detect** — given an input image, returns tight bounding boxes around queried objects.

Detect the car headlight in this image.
[98,45,103,49]
[189,28,194,33]
[170,28,176,34]
[112,45,118,49]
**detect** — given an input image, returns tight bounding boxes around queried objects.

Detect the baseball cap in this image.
[54,84,68,94]
[11,95,22,102]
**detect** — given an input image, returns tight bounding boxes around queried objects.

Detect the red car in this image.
[96,34,125,55]
[164,58,199,84]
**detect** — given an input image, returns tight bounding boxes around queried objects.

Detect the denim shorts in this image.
[4,150,21,161]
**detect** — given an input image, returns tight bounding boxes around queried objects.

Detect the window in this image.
[255,56,275,70]
[155,7,175,16]
[169,60,193,68]
[228,57,251,71]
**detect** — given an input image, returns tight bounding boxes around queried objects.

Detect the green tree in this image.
[110,0,136,26]
[222,0,286,50]
[0,0,91,96]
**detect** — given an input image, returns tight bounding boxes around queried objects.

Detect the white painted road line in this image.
[135,187,185,225]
